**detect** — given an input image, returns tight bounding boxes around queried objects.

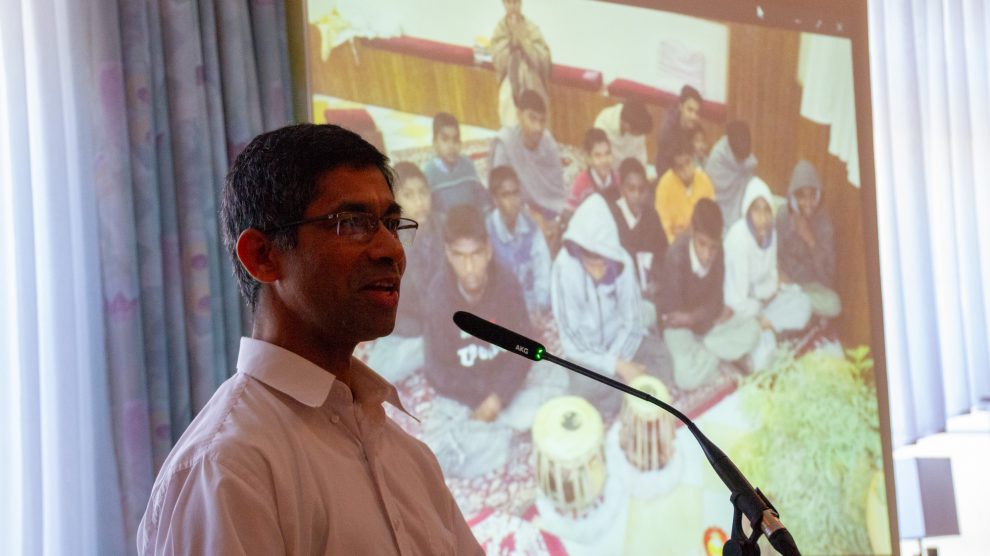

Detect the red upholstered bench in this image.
[607,78,727,122]
[365,36,475,66]
[550,64,603,91]
[366,36,602,92]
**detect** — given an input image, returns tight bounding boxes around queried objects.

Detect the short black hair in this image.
[583,128,610,154]
[618,157,647,184]
[393,161,427,191]
[620,101,653,135]
[433,112,459,139]
[443,204,488,244]
[516,89,546,114]
[726,120,752,160]
[692,197,723,239]
[679,84,703,106]
[488,165,520,196]
[221,123,394,311]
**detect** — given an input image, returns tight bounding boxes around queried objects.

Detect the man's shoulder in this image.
[155,374,302,481]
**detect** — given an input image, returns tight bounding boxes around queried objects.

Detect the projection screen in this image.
[294,0,894,553]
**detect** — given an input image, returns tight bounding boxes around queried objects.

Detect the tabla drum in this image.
[619,375,676,471]
[532,396,606,518]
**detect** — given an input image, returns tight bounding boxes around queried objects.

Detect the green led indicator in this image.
[535,347,544,361]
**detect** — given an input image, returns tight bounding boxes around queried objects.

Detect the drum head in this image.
[532,396,604,464]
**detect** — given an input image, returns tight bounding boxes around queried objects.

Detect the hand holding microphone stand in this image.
[453,311,801,556]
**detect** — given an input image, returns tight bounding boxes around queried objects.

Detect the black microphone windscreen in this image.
[452,311,546,361]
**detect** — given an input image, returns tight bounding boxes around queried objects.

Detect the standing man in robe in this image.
[491,0,552,128]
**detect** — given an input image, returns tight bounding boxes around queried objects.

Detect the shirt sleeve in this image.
[138,457,283,556]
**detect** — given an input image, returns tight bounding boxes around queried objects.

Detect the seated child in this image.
[776,160,841,318]
[705,120,758,229]
[422,111,490,222]
[490,90,567,235]
[606,157,668,305]
[551,193,671,417]
[723,177,812,370]
[655,131,715,244]
[565,127,619,217]
[365,162,442,382]
[422,205,566,478]
[485,165,553,322]
[658,198,760,390]
[593,100,653,173]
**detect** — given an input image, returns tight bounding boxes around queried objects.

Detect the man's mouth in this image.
[362,278,399,294]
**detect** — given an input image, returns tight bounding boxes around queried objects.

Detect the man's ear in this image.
[236,228,282,284]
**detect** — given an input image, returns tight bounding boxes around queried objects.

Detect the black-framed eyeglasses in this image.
[263,211,418,245]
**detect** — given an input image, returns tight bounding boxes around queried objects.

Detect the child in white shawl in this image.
[723,177,811,369]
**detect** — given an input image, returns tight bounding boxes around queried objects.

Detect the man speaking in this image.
[138,124,483,555]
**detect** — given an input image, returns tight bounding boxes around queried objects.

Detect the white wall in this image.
[308,0,729,103]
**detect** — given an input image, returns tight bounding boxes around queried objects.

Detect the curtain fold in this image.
[88,0,293,549]
[869,0,990,448]
[2,0,292,552]
[1,0,126,552]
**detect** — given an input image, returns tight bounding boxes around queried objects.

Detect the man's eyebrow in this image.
[332,201,403,216]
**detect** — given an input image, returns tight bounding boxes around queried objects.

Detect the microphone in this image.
[452,311,546,361]
[452,311,800,556]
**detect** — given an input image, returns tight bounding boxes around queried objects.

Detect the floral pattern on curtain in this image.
[87,0,292,547]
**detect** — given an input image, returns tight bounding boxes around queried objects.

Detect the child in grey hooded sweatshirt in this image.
[775,160,841,318]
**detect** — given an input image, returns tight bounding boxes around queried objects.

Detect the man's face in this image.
[679,97,701,130]
[794,186,819,218]
[395,176,431,225]
[519,108,546,150]
[503,0,522,19]
[589,141,613,178]
[673,152,696,184]
[274,166,406,346]
[692,130,707,159]
[748,197,774,243]
[620,172,648,218]
[691,229,720,271]
[434,125,461,166]
[579,250,608,282]
[493,178,523,226]
[446,236,492,299]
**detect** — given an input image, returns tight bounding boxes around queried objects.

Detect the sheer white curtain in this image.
[869,0,990,448]
[0,0,126,553]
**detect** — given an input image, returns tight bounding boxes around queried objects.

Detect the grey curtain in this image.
[88,0,293,549]
[869,0,990,447]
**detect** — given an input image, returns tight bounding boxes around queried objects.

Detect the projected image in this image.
[305,1,890,554]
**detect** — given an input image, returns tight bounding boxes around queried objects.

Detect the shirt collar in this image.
[236,337,414,419]
[492,208,533,242]
[590,168,613,190]
[616,197,640,229]
[689,238,711,278]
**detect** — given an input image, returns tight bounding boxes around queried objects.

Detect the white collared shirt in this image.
[138,337,482,555]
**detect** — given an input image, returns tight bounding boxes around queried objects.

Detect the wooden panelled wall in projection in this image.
[308,23,871,348]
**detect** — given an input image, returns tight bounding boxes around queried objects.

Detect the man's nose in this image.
[367,222,406,264]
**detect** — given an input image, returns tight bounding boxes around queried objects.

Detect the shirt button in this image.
[392,516,402,530]
[330,414,340,424]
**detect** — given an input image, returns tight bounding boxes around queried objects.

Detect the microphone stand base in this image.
[722,493,763,556]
